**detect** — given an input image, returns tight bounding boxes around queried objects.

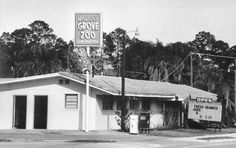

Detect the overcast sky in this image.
[0,0,236,46]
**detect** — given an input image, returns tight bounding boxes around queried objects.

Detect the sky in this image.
[0,0,236,46]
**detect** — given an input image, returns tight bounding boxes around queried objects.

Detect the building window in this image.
[130,99,139,110]
[102,97,114,110]
[142,100,150,110]
[65,79,70,84]
[65,94,78,109]
[59,79,63,84]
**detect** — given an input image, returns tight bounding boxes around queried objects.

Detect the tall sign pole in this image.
[85,47,90,132]
[75,13,102,132]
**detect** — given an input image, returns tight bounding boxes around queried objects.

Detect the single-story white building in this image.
[0,72,217,130]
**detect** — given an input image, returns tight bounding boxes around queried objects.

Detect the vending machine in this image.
[130,115,139,134]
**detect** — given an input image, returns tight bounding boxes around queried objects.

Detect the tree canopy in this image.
[0,20,236,125]
[0,20,84,77]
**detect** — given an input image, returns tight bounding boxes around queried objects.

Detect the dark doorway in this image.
[34,96,48,129]
[14,96,27,129]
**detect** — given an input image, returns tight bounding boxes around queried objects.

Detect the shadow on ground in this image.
[68,140,116,143]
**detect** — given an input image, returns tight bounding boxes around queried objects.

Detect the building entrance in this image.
[13,96,27,129]
[34,96,48,129]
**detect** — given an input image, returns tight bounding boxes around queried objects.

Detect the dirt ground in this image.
[148,127,236,137]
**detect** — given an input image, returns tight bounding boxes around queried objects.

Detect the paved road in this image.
[1,137,236,148]
[0,141,236,148]
[0,130,236,148]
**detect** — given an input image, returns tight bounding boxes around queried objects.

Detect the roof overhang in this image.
[0,72,217,101]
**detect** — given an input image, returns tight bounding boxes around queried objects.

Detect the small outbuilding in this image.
[0,72,217,130]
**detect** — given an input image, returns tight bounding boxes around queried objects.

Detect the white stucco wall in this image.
[0,77,85,130]
[0,76,176,131]
[0,92,13,129]
[93,96,166,130]
[150,100,164,128]
[93,89,121,131]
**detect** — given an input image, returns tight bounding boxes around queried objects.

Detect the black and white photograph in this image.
[0,0,236,147]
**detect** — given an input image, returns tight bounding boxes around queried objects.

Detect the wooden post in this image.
[120,32,127,131]
[180,102,183,128]
[163,102,165,127]
[190,53,193,87]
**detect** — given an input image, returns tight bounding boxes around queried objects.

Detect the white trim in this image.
[125,94,175,98]
[0,73,117,96]
[0,73,60,85]
[115,94,176,98]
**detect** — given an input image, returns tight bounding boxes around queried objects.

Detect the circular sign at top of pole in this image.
[75,13,102,47]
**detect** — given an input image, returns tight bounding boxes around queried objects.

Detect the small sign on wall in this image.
[74,13,102,47]
[188,100,222,122]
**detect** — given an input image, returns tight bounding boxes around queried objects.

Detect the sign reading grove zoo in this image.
[75,13,102,47]
[188,100,222,122]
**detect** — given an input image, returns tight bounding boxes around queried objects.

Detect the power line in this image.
[192,52,236,59]
[161,52,236,82]
[161,53,191,81]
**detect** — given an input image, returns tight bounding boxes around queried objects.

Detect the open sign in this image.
[196,97,213,103]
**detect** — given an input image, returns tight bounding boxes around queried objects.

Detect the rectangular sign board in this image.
[188,100,222,122]
[75,13,102,47]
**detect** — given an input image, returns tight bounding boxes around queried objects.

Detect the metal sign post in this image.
[85,47,90,132]
[74,13,102,132]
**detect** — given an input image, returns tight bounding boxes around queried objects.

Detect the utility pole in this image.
[190,52,193,87]
[120,28,139,131]
[121,32,126,103]
[120,31,126,131]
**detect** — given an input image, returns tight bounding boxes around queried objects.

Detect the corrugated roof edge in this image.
[59,72,118,95]
[0,72,118,95]
[0,72,217,100]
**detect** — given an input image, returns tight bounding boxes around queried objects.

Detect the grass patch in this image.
[149,128,236,137]
[198,136,235,140]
